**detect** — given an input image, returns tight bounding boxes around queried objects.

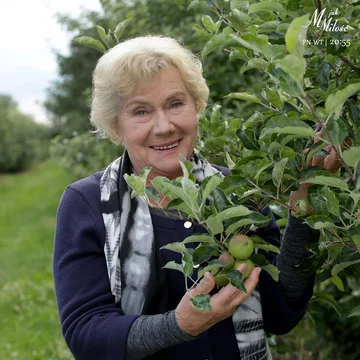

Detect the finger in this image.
[228,267,261,308]
[189,271,215,297]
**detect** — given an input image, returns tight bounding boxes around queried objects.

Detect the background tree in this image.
[0,94,49,173]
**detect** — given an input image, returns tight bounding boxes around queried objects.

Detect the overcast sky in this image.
[0,0,102,123]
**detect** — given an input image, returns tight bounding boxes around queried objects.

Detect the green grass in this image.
[0,161,76,360]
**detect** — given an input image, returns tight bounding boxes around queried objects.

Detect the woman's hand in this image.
[290,133,351,214]
[175,264,261,337]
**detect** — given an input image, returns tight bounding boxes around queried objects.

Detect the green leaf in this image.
[211,188,234,213]
[192,244,216,265]
[248,2,287,14]
[348,304,360,318]
[331,259,360,276]
[162,261,183,273]
[331,275,344,292]
[225,214,270,236]
[114,18,132,40]
[241,58,269,74]
[312,293,341,318]
[160,242,188,254]
[202,31,232,58]
[301,176,349,190]
[201,174,224,207]
[226,270,247,292]
[343,147,360,168]
[207,205,253,222]
[260,117,314,138]
[73,36,106,53]
[351,234,360,252]
[263,86,283,109]
[95,25,108,47]
[251,235,280,254]
[285,15,309,56]
[190,294,211,311]
[198,259,226,278]
[275,54,306,87]
[273,158,288,188]
[236,129,260,150]
[182,252,194,277]
[227,9,251,31]
[321,187,339,216]
[183,234,216,244]
[145,187,160,203]
[124,167,151,198]
[294,251,327,275]
[249,254,279,281]
[325,80,360,119]
[231,34,273,58]
[225,92,262,104]
[202,15,215,33]
[305,215,335,230]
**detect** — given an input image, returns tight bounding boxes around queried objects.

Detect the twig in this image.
[317,0,322,13]
[209,0,239,34]
[339,55,360,73]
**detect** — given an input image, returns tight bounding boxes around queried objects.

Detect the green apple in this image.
[233,259,256,279]
[228,234,254,260]
[214,270,230,287]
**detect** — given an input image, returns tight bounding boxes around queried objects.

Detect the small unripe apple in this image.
[233,259,256,279]
[214,270,230,287]
[218,252,235,269]
[228,234,254,260]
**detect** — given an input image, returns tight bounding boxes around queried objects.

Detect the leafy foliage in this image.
[0,94,50,173]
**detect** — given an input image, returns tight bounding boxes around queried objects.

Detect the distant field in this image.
[0,161,75,360]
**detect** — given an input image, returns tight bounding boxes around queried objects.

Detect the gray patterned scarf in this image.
[100,149,271,360]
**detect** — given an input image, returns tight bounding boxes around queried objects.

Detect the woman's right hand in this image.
[174,264,261,337]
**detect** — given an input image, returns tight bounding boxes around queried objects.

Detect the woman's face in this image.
[117,66,198,180]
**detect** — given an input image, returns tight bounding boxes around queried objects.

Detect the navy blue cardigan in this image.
[53,171,311,360]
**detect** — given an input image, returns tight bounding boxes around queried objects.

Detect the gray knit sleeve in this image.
[276,214,320,309]
[125,310,196,360]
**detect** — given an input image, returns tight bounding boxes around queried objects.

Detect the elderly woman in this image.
[53,36,334,360]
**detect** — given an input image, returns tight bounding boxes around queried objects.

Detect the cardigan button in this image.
[184,221,192,229]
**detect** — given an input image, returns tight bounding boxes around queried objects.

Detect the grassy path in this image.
[0,161,75,359]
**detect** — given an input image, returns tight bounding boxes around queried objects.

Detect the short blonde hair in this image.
[90,35,209,142]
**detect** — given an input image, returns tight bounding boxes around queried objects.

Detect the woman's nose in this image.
[153,111,174,135]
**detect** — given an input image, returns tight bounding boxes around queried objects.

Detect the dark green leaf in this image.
[226,270,247,292]
[190,293,211,311]
[294,251,327,275]
[348,304,360,318]
[236,129,260,150]
[331,259,360,276]
[193,244,216,265]
[312,293,341,318]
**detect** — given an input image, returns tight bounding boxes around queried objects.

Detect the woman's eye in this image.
[135,110,147,116]
[171,102,182,109]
